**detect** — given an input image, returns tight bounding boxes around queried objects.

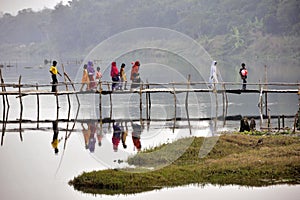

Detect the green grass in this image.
[69,134,300,195]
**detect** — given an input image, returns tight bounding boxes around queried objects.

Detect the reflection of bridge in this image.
[1,68,300,145]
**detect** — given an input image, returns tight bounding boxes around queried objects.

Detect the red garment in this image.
[112,136,120,146]
[112,136,120,151]
[130,62,139,81]
[132,136,141,151]
[110,62,119,77]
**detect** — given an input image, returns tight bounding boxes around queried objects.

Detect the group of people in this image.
[79,60,141,92]
[80,121,142,153]
[50,59,248,93]
[49,60,103,92]
[209,61,248,90]
[81,122,103,153]
[112,122,142,152]
[110,60,141,91]
[239,117,256,132]
[80,61,102,91]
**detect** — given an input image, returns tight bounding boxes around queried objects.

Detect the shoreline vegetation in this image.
[69,132,300,195]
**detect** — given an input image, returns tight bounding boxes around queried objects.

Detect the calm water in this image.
[0,63,299,200]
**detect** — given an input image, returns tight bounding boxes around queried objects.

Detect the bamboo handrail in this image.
[1,81,300,89]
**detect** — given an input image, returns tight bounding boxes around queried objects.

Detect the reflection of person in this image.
[208,61,218,89]
[88,122,97,153]
[239,63,248,90]
[111,62,120,91]
[81,123,91,149]
[112,123,122,152]
[131,122,142,151]
[49,60,62,92]
[130,61,141,89]
[120,122,128,149]
[51,121,62,155]
[209,120,215,136]
[80,64,90,91]
[96,124,103,147]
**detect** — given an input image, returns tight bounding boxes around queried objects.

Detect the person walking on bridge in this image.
[208,61,218,90]
[239,63,248,90]
[49,60,61,92]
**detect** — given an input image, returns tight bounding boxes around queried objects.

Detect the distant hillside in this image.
[0,0,299,81]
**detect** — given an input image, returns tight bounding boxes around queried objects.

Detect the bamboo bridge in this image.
[1,68,300,146]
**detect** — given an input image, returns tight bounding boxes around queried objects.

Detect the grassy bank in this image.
[69,133,300,195]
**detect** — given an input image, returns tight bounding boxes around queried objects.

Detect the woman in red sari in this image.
[130,61,140,89]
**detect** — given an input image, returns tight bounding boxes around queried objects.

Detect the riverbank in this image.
[69,133,300,195]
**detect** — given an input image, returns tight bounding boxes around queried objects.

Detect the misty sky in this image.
[0,0,69,15]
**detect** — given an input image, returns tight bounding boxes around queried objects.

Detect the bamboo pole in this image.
[139,83,143,124]
[56,92,59,121]
[64,72,80,105]
[35,83,40,128]
[0,69,9,146]
[146,80,149,121]
[185,74,192,135]
[63,71,80,140]
[99,81,103,130]
[264,65,268,117]
[1,69,6,139]
[1,99,5,145]
[293,112,298,133]
[0,69,9,107]
[278,116,281,131]
[0,109,10,145]
[18,76,23,141]
[214,86,218,132]
[222,83,228,126]
[107,83,112,119]
[148,83,151,119]
[298,85,300,130]
[225,84,228,125]
[259,82,264,128]
[1,86,5,145]
[62,65,71,144]
[172,82,177,133]
[267,109,271,132]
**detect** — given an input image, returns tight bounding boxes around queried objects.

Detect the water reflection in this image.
[112,122,122,151]
[131,122,142,151]
[81,122,97,152]
[51,121,63,155]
